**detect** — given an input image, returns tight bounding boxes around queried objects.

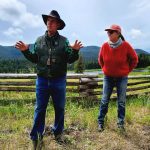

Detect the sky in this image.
[0,0,150,52]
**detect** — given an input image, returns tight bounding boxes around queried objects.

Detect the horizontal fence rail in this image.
[0,74,150,100]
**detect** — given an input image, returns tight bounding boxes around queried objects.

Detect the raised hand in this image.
[70,40,83,51]
[15,41,29,51]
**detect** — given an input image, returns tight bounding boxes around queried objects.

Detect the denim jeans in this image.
[30,75,66,140]
[98,75,128,126]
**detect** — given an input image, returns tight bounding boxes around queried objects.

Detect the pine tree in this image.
[74,53,84,73]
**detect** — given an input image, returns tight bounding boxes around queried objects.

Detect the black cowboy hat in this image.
[42,10,65,30]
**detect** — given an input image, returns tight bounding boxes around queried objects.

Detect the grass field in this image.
[0,71,150,149]
[0,92,149,150]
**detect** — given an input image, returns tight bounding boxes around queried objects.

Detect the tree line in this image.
[0,54,150,73]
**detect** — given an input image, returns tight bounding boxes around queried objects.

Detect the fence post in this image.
[78,75,99,100]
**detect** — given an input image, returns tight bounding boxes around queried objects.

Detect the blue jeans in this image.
[98,75,128,126]
[30,75,66,140]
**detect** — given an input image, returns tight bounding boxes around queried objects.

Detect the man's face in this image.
[46,17,60,33]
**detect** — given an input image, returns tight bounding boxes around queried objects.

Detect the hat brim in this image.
[105,28,118,31]
[42,14,65,30]
[105,28,121,33]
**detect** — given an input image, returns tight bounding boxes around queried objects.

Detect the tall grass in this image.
[0,91,149,149]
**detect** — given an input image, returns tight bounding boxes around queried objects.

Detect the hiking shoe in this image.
[98,124,104,132]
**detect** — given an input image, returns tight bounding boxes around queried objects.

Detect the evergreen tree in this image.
[137,54,150,68]
[74,53,84,73]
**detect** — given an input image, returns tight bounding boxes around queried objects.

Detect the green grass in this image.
[0,71,149,149]
[0,92,149,149]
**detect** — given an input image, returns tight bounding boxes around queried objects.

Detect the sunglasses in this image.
[107,30,117,35]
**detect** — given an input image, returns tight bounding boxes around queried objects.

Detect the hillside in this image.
[0,45,23,59]
[134,49,150,55]
[80,46,150,61]
[80,46,99,61]
[0,45,149,61]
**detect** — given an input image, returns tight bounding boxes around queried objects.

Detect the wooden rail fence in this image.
[0,74,150,100]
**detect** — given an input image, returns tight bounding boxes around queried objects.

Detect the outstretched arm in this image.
[65,39,83,64]
[70,40,83,51]
[15,41,29,51]
[15,41,38,63]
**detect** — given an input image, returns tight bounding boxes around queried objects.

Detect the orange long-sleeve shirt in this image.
[98,41,138,77]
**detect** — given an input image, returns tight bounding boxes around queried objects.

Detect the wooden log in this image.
[101,85,150,94]
[128,75,150,79]
[78,85,88,91]
[78,84,98,91]
[127,80,150,86]
[79,75,150,83]
[79,78,101,84]
[127,85,150,92]
[67,74,98,79]
[0,81,35,86]
[78,85,150,96]
[79,76,99,97]
[0,81,79,86]
[89,80,150,90]
[0,74,37,79]
[0,86,79,93]
[0,87,35,92]
[66,82,79,86]
[0,74,149,79]
[86,83,98,88]
[0,73,98,79]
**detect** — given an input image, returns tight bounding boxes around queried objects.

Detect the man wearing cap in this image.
[98,24,138,132]
[15,10,83,148]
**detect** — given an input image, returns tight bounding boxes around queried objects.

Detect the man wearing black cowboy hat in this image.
[15,10,83,148]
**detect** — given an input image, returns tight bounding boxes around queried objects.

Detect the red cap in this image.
[105,24,121,33]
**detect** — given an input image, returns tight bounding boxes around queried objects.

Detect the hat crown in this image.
[42,10,65,30]
[110,24,121,32]
[49,10,60,19]
[105,24,121,33]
